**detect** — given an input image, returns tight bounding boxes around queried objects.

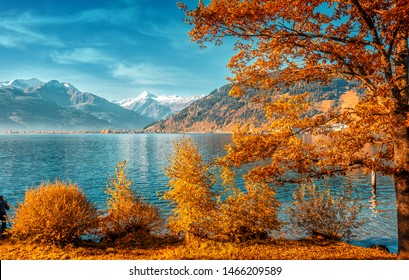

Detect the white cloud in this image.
[110,60,214,88]
[110,62,184,86]
[0,6,140,49]
[0,12,63,48]
[0,2,231,98]
[51,48,115,65]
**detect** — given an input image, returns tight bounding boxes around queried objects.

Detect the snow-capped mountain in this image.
[0,78,44,91]
[116,90,203,120]
[117,91,159,108]
[0,78,155,131]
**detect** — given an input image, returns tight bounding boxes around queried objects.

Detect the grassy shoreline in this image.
[0,237,395,260]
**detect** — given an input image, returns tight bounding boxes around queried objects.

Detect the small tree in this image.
[102,161,162,241]
[10,180,98,246]
[289,184,364,240]
[215,183,281,241]
[163,137,216,241]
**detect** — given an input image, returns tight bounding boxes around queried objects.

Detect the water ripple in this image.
[0,133,398,253]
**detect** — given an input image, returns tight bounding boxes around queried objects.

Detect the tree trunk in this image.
[393,124,409,259]
[393,29,409,260]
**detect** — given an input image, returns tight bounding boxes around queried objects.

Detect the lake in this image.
[0,133,397,253]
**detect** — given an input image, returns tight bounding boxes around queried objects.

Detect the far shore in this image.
[0,129,233,135]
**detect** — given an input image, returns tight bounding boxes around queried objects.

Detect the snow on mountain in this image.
[0,78,44,91]
[136,90,159,102]
[0,78,155,131]
[0,78,80,93]
[117,90,158,108]
[116,90,203,120]
[62,82,80,92]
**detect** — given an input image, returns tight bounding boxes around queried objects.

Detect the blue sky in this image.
[0,0,233,100]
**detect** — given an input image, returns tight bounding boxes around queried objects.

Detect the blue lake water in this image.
[0,133,397,253]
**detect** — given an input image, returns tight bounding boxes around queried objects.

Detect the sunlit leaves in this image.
[181,0,408,185]
[102,161,162,240]
[164,137,217,241]
[164,137,281,241]
[181,0,408,94]
[214,182,281,241]
[181,0,409,258]
[10,180,98,246]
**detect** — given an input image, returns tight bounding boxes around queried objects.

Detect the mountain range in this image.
[145,79,363,133]
[0,79,156,131]
[115,91,202,120]
[0,78,362,133]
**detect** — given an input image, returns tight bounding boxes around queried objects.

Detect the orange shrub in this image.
[215,183,281,241]
[163,137,217,241]
[164,137,281,242]
[100,161,163,241]
[10,180,98,246]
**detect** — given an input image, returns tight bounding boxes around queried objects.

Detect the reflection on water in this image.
[0,133,397,253]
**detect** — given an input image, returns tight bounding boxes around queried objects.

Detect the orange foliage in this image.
[214,183,281,241]
[180,0,409,258]
[9,180,98,246]
[179,0,408,185]
[164,137,281,242]
[101,161,162,241]
[163,137,217,241]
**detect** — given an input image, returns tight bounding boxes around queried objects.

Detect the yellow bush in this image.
[163,137,217,241]
[289,184,364,240]
[101,161,162,241]
[164,137,281,242]
[215,183,281,241]
[10,180,98,246]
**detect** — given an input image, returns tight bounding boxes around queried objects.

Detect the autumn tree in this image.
[215,182,281,241]
[164,137,217,241]
[102,161,162,240]
[180,0,409,259]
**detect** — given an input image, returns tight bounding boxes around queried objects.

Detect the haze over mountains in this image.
[0,79,157,131]
[1,78,362,133]
[0,79,206,132]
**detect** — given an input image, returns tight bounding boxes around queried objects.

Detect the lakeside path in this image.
[0,238,395,260]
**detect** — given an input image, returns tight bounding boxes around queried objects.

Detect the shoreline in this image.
[0,130,234,135]
[0,237,396,260]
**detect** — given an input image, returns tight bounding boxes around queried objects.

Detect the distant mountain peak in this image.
[0,78,155,131]
[137,90,158,100]
[62,82,79,92]
[43,79,63,86]
[115,90,203,120]
[1,78,44,90]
